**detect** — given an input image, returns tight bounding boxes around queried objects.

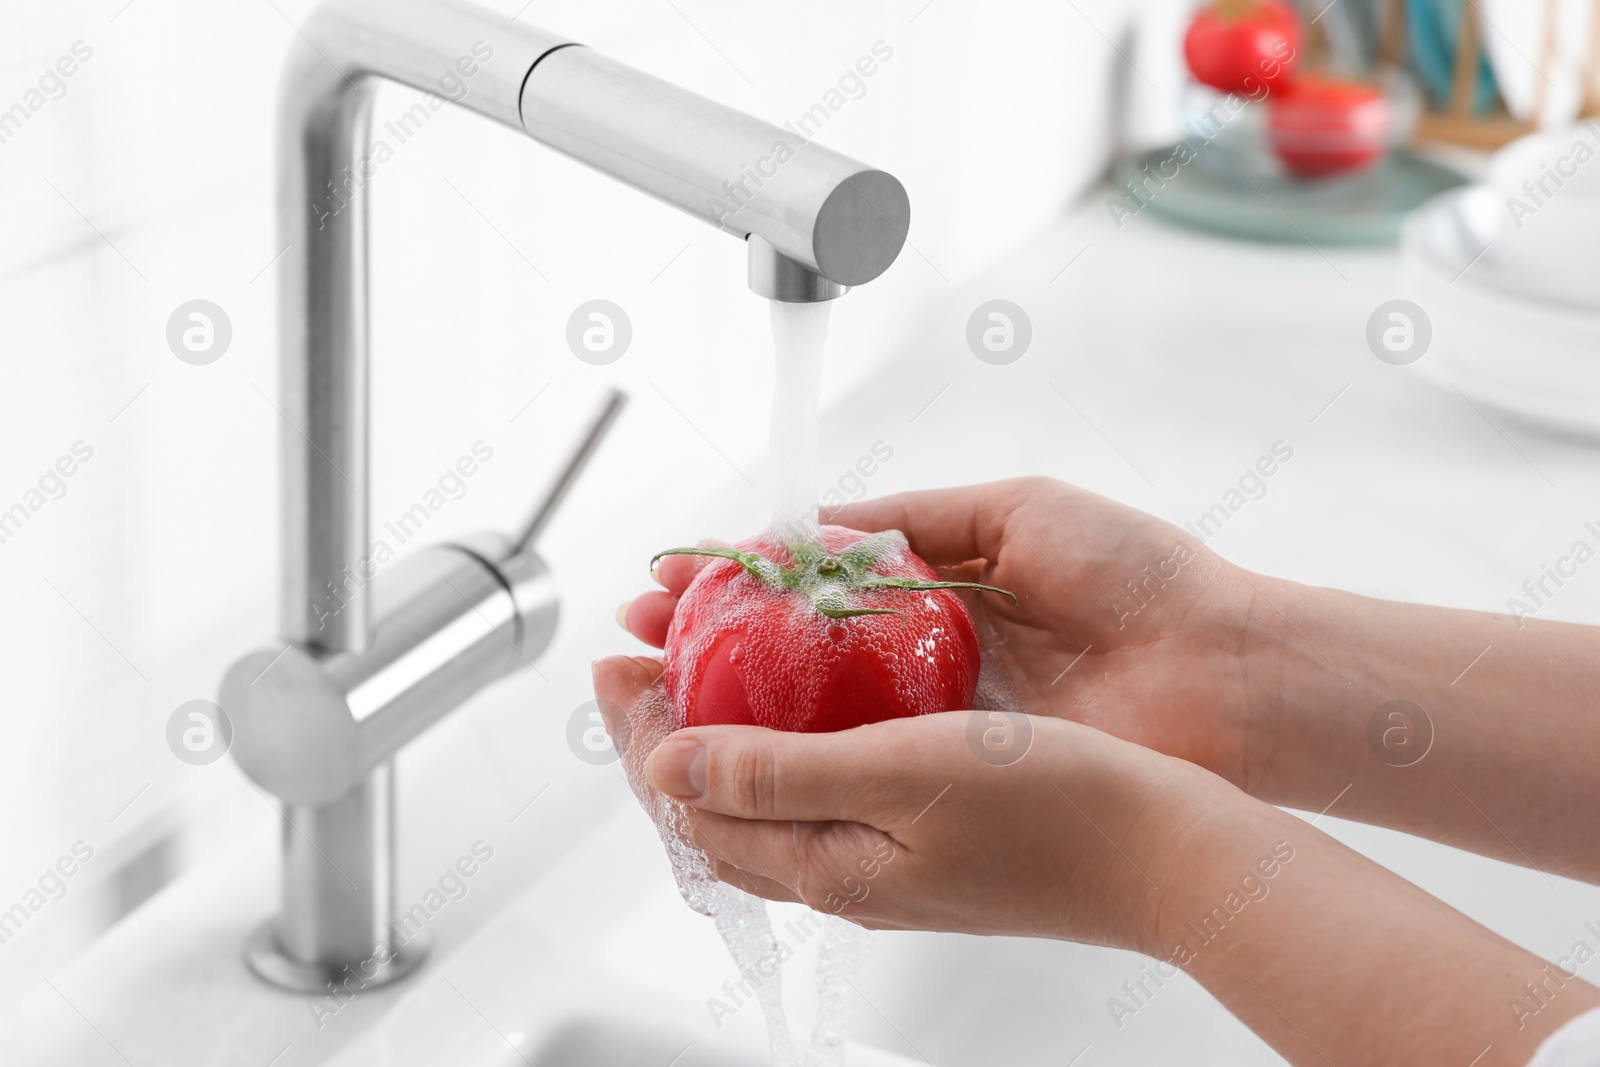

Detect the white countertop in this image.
[6,189,1599,1067]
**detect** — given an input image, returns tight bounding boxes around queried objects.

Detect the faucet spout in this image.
[747,236,849,303]
[516,43,910,292]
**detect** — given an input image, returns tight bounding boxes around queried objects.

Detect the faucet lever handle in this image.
[510,386,628,557]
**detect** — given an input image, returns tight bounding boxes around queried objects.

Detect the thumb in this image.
[646,722,913,824]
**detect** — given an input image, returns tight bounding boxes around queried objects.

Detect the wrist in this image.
[1092,741,1285,959]
[1228,573,1367,806]
[1028,719,1262,956]
[1146,799,1600,1064]
[1144,785,1305,964]
[1192,564,1311,796]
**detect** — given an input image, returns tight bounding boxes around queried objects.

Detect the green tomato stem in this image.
[650,537,1019,619]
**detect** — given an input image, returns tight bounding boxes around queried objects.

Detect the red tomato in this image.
[1267,73,1392,178]
[1183,0,1302,96]
[658,526,1014,733]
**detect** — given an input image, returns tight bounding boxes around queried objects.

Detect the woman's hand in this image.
[591,656,1600,1067]
[592,655,1245,952]
[621,477,1271,790]
[604,474,1600,1063]
[622,476,1600,881]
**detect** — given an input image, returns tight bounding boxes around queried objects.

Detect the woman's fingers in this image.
[591,654,664,707]
[825,482,1027,566]
[592,659,885,910]
[710,858,803,904]
[692,810,895,914]
[624,546,721,646]
[592,656,881,914]
[621,590,678,648]
[654,550,708,594]
[590,655,672,762]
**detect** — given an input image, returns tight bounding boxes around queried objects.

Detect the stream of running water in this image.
[639,298,873,1067]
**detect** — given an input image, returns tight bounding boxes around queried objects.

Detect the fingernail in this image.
[615,601,632,630]
[648,737,707,798]
[651,562,663,586]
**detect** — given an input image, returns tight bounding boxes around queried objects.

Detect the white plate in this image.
[1402,185,1600,441]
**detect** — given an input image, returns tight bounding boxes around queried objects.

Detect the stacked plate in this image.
[1402,126,1600,440]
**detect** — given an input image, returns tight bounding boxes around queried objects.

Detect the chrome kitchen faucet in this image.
[220,0,909,993]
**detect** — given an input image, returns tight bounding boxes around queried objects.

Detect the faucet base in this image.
[244,919,428,994]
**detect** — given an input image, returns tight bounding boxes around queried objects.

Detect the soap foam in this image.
[663,527,978,734]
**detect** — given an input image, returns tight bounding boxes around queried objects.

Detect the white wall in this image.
[0,0,1145,996]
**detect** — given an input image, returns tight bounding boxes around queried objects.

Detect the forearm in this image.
[1158,800,1600,1066]
[1241,577,1600,881]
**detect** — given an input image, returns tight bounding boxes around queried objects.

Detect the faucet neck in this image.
[276,1,578,652]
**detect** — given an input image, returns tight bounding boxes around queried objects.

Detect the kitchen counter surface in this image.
[6,187,1599,1067]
